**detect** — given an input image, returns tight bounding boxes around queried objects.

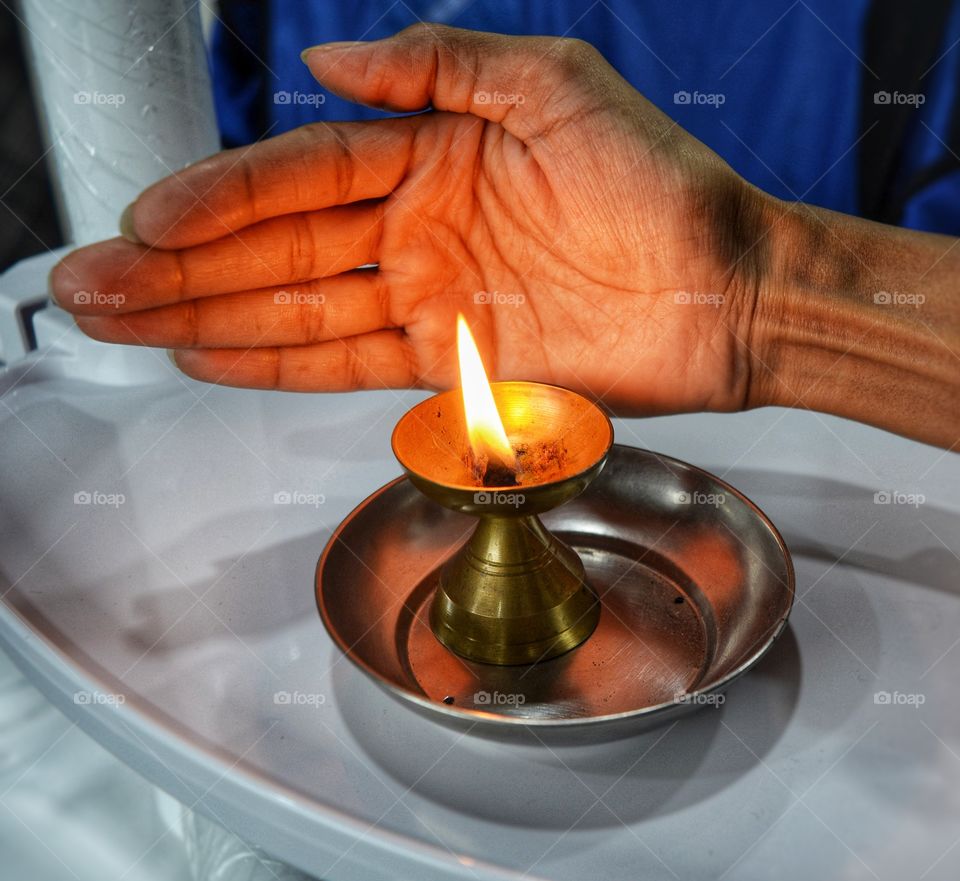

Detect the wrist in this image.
[747,194,960,446]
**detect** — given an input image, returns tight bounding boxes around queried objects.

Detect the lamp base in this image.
[429,515,600,665]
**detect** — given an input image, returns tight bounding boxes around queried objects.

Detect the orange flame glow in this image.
[456,313,516,468]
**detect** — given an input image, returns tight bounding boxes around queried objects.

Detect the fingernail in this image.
[119,203,142,244]
[48,263,66,307]
[300,41,367,63]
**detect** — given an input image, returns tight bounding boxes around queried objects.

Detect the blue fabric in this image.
[210,0,960,234]
[889,0,960,234]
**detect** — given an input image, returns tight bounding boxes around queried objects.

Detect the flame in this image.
[456,314,516,467]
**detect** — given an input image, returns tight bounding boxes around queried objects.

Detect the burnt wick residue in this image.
[467,451,519,486]
[464,439,568,487]
[514,440,567,478]
[483,461,519,487]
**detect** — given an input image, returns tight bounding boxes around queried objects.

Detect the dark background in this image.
[0,4,62,274]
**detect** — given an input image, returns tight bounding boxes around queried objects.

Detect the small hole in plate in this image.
[442,695,455,705]
[674,596,685,604]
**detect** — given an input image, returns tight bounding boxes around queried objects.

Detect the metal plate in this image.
[316,444,794,738]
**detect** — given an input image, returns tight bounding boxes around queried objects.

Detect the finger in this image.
[171,330,418,391]
[53,202,384,315]
[74,271,388,348]
[125,118,415,249]
[303,24,614,140]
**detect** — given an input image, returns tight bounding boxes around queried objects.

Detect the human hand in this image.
[53,24,774,414]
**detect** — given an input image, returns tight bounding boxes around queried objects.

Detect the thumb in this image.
[301,23,611,140]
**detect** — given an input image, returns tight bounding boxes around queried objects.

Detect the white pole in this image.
[18,0,220,247]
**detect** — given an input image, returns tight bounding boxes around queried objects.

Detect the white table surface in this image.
[1,316,958,881]
[0,650,190,881]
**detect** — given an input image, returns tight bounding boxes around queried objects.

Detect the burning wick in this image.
[456,314,519,486]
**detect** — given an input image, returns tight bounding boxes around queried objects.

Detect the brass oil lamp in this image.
[391,315,613,665]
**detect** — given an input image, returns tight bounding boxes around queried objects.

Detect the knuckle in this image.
[287,213,317,276]
[395,23,478,111]
[234,156,259,222]
[302,284,327,341]
[183,299,201,346]
[398,21,447,41]
[300,125,356,203]
[373,272,390,326]
[170,249,188,302]
[268,348,283,390]
[401,337,420,386]
[343,340,368,388]
[181,158,227,205]
[328,132,355,204]
[550,37,599,73]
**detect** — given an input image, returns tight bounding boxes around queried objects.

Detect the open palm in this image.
[54,24,764,415]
